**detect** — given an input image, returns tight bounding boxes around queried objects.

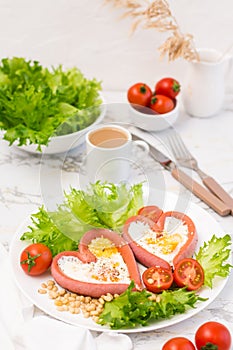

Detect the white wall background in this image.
[0,0,233,91]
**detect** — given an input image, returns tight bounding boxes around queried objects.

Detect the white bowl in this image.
[128,100,179,132]
[14,101,106,155]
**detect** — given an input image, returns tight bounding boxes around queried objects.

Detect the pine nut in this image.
[86,303,95,312]
[68,297,76,302]
[69,307,75,314]
[103,294,113,302]
[84,296,91,303]
[75,301,81,307]
[59,289,66,296]
[39,279,114,323]
[49,291,58,299]
[54,300,63,306]
[90,310,99,316]
[38,288,47,294]
[92,316,99,323]
[47,280,55,286]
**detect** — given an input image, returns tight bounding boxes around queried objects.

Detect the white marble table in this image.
[0,91,233,349]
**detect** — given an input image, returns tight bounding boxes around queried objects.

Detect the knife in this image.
[131,132,231,217]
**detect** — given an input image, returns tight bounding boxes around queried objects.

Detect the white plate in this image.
[9,190,230,333]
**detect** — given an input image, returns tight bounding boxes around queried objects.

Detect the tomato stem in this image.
[139,85,147,94]
[20,251,41,272]
[201,342,218,350]
[173,81,180,92]
[150,96,157,105]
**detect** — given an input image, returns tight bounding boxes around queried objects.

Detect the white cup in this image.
[85,124,149,183]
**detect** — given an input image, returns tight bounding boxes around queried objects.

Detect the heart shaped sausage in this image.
[123,211,197,268]
[51,228,143,298]
[157,211,198,266]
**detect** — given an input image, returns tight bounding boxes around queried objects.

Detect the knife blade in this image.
[131,132,231,217]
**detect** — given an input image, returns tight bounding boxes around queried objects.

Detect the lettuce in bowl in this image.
[0,57,104,152]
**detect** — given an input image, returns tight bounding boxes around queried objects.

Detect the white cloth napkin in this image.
[95,333,133,350]
[0,243,133,350]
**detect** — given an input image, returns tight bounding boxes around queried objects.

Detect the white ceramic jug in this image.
[182,48,232,118]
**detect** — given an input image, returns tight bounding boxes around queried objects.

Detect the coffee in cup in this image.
[85,124,149,183]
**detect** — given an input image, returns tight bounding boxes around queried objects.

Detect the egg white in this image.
[57,238,131,284]
[128,217,189,265]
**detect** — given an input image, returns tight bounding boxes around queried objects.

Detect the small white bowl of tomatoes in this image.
[127,77,180,131]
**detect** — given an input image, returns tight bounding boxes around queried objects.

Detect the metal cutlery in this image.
[130,127,231,216]
[166,132,233,215]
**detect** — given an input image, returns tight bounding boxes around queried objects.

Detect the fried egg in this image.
[57,237,130,284]
[128,217,189,265]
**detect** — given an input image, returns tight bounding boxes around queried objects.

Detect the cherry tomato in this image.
[138,205,163,223]
[149,94,174,114]
[162,337,195,350]
[20,243,52,276]
[195,321,231,350]
[173,258,204,291]
[127,83,152,106]
[142,266,173,293]
[155,77,181,99]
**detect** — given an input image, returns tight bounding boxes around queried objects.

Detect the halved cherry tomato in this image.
[157,211,198,266]
[155,77,181,99]
[20,243,52,276]
[195,321,231,350]
[127,83,152,106]
[162,337,195,350]
[138,205,163,223]
[142,266,173,293]
[173,258,204,291]
[149,94,174,114]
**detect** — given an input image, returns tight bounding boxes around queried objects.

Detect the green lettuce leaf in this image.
[20,206,78,257]
[98,281,205,329]
[195,234,232,288]
[0,57,102,149]
[66,181,143,231]
[20,181,143,255]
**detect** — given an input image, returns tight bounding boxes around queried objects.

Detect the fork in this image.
[167,132,233,214]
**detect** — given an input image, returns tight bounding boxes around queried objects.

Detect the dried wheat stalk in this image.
[105,0,199,62]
